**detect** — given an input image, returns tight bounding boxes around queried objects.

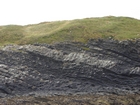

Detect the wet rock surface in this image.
[0,39,140,98]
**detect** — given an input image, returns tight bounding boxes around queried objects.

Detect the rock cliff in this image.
[0,39,140,98]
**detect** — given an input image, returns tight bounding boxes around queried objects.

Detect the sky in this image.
[0,0,140,25]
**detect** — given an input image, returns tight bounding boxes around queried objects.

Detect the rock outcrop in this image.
[0,39,140,98]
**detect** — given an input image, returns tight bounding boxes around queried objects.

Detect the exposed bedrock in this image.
[0,39,140,97]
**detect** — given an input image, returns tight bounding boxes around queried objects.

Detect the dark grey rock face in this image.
[0,39,140,97]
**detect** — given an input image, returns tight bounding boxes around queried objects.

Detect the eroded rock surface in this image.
[0,39,140,98]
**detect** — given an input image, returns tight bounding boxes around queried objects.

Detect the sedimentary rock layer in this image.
[0,39,140,98]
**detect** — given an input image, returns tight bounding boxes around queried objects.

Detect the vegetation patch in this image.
[0,16,140,46]
[1,94,140,105]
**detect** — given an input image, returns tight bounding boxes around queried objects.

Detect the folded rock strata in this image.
[0,39,140,97]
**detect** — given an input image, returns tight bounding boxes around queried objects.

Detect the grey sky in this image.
[0,0,139,25]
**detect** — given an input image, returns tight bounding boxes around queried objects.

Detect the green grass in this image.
[0,16,140,46]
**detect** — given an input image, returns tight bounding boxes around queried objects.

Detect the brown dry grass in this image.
[0,94,140,105]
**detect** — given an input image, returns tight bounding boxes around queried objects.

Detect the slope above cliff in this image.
[0,16,140,45]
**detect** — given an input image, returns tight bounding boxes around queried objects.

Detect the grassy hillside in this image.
[0,16,140,45]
